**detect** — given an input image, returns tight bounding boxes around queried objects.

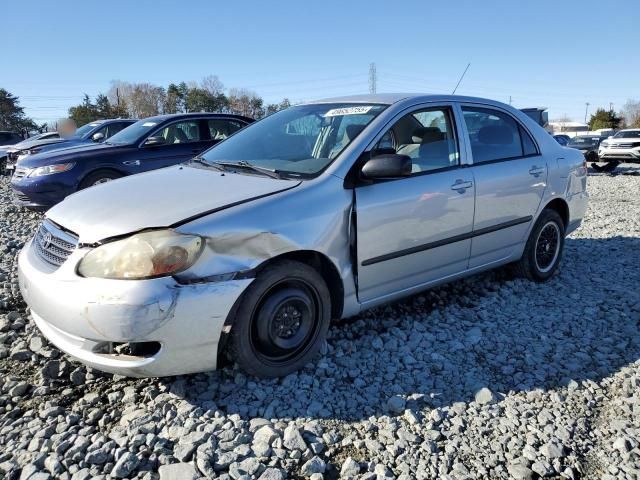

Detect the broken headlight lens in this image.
[78,230,204,279]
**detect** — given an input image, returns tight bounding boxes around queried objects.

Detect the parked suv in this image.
[17,94,588,378]
[598,129,640,162]
[566,135,604,162]
[11,113,253,209]
[5,119,136,173]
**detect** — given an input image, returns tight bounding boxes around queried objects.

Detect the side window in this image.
[208,119,244,140]
[374,107,459,174]
[462,107,528,163]
[105,122,128,139]
[520,126,538,156]
[155,121,201,144]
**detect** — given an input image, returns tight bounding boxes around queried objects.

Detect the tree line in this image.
[68,75,292,126]
[0,89,46,134]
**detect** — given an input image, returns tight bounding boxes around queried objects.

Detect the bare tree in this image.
[622,99,640,128]
[107,80,166,118]
[201,75,225,97]
[227,88,264,118]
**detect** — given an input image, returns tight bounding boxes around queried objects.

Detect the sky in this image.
[4,0,638,125]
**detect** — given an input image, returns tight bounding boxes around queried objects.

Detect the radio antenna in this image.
[452,63,471,94]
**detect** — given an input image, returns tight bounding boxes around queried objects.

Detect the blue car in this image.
[5,119,137,171]
[11,113,253,209]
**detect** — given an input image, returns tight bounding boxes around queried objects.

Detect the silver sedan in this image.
[18,94,588,378]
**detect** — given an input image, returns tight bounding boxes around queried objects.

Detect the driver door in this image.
[355,105,475,303]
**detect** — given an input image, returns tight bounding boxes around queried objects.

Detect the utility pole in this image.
[584,102,590,124]
[368,63,377,94]
[509,96,512,105]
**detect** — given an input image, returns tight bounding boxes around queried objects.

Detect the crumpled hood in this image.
[46,165,301,243]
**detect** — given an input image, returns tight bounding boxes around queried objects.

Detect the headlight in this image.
[78,230,204,279]
[28,163,75,177]
[600,142,609,148]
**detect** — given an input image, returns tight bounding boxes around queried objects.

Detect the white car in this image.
[598,129,640,162]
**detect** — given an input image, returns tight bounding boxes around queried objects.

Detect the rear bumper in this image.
[18,239,253,377]
[566,190,588,235]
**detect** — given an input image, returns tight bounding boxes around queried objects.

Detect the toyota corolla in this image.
[18,94,588,378]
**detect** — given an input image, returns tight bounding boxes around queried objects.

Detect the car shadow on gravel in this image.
[139,235,640,422]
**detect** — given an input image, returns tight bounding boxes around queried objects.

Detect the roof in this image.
[306,92,514,107]
[140,112,254,123]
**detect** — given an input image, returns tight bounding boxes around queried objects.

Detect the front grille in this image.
[33,220,78,268]
[13,167,29,180]
[610,142,640,149]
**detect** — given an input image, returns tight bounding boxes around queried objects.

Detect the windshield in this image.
[200,103,387,176]
[73,122,101,138]
[107,119,160,145]
[612,130,640,139]
[568,137,598,147]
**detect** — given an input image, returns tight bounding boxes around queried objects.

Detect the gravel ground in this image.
[0,166,639,480]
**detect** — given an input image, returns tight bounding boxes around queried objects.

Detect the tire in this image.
[78,170,123,190]
[514,209,565,282]
[228,260,331,378]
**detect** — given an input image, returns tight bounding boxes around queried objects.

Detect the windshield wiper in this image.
[189,156,224,170]
[213,161,282,179]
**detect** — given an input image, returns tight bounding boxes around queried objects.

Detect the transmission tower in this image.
[369,63,377,94]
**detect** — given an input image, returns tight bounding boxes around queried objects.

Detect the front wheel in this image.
[78,170,123,190]
[514,209,565,282]
[228,260,331,378]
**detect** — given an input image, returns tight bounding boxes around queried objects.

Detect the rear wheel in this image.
[228,260,331,378]
[514,209,565,282]
[78,170,123,190]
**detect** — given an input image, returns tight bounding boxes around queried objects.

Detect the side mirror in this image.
[361,153,412,180]
[91,132,105,142]
[143,136,165,147]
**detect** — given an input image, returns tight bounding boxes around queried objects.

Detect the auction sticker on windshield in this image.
[324,106,373,117]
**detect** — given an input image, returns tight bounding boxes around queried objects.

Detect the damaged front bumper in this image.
[18,239,253,377]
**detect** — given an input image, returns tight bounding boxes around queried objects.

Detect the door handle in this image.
[450,179,473,193]
[529,166,545,177]
[122,160,140,166]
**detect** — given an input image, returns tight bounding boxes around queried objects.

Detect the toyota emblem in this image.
[42,232,53,250]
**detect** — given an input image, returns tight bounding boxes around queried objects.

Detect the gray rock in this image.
[340,457,360,477]
[112,452,138,478]
[283,425,307,451]
[386,395,406,414]
[300,456,326,476]
[258,468,285,480]
[474,387,496,405]
[540,441,565,459]
[158,463,199,480]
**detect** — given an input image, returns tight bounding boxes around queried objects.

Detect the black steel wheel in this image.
[514,209,565,282]
[228,260,331,377]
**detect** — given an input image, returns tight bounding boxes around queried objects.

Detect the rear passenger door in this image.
[461,106,547,268]
[355,105,475,303]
